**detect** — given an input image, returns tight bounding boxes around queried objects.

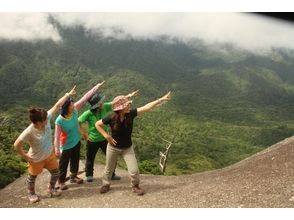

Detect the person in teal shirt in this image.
[54,81,105,190]
[79,90,139,182]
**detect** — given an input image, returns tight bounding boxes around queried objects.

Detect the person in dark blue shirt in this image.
[95,91,171,196]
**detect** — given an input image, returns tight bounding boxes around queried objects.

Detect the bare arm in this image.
[13,138,33,163]
[95,120,117,146]
[137,91,171,116]
[75,81,105,110]
[126,90,139,99]
[48,85,77,115]
[109,90,139,105]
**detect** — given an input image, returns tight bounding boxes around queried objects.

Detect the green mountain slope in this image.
[1,23,294,187]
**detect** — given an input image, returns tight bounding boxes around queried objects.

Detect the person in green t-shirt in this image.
[79,90,139,182]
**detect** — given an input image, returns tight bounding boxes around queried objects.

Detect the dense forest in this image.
[1,18,294,188]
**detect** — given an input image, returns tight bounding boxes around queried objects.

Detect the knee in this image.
[27,174,37,181]
[50,169,60,177]
[128,167,139,176]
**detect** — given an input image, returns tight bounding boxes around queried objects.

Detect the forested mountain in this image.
[1,20,294,188]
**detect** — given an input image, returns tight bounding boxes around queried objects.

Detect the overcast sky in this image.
[0,12,294,52]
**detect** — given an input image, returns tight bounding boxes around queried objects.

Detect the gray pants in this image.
[102,144,139,187]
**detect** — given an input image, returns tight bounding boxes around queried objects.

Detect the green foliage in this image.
[1,23,294,188]
[139,160,162,175]
[0,111,28,189]
[0,154,27,189]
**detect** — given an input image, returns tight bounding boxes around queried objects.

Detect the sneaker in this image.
[28,193,40,203]
[70,176,84,184]
[111,175,121,181]
[48,187,62,198]
[100,185,110,194]
[86,176,93,182]
[132,185,145,196]
[59,182,69,191]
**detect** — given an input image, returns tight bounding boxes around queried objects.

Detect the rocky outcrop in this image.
[1,136,294,208]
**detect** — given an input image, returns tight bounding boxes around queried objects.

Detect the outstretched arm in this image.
[48,85,77,115]
[75,81,105,110]
[126,90,139,99]
[137,91,171,116]
[95,120,117,146]
[109,90,139,105]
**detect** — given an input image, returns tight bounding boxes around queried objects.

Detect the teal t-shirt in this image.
[55,109,81,151]
[78,102,112,142]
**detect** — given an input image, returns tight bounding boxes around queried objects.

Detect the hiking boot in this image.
[28,193,40,203]
[100,185,110,194]
[111,174,121,181]
[86,176,93,182]
[132,185,145,196]
[48,187,62,198]
[70,176,84,184]
[59,182,68,191]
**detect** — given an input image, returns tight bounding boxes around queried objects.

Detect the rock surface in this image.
[1,136,294,208]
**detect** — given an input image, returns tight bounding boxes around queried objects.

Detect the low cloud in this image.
[0,13,61,41]
[1,12,294,52]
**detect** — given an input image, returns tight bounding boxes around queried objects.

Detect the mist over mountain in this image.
[1,17,294,188]
[2,13,294,52]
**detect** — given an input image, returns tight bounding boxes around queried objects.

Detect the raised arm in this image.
[95,120,117,146]
[75,81,105,110]
[48,85,77,115]
[126,90,139,99]
[109,90,139,105]
[137,91,171,116]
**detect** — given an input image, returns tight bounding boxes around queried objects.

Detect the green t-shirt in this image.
[78,102,112,142]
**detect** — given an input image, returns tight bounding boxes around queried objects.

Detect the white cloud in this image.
[1,12,294,52]
[53,13,294,51]
[0,13,61,41]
